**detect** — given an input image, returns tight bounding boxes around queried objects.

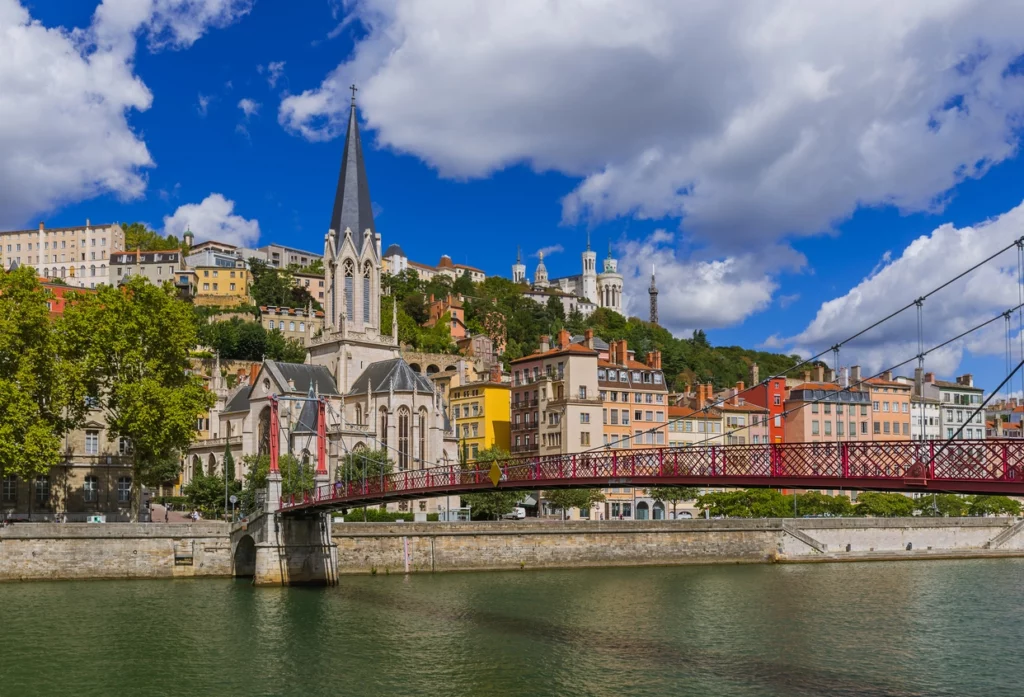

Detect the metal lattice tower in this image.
[649,265,659,325]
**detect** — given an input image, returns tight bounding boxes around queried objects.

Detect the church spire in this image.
[329,85,375,253]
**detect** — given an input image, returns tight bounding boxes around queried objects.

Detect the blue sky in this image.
[8,0,1024,394]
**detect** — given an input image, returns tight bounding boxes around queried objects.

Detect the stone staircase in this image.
[984,518,1024,549]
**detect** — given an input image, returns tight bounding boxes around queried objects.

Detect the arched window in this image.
[117,476,132,504]
[418,408,428,467]
[83,475,98,503]
[59,267,66,279]
[362,261,373,323]
[208,453,217,476]
[90,265,96,277]
[355,404,363,426]
[258,407,271,456]
[191,455,201,479]
[343,259,355,322]
[100,264,106,276]
[398,407,410,471]
[79,265,85,278]
[379,407,389,450]
[43,268,50,278]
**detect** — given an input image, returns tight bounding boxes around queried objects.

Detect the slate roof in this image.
[221,361,340,414]
[294,396,319,434]
[383,243,405,258]
[571,334,610,351]
[346,357,434,396]
[329,102,375,254]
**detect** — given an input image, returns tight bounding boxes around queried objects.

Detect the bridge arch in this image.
[233,534,256,578]
[409,362,422,374]
[426,364,440,375]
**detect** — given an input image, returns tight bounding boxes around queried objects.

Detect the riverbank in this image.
[2,517,1023,581]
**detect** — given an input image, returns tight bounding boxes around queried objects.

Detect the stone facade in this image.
[1,220,124,287]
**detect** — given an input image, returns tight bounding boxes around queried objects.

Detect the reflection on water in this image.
[1,560,1021,696]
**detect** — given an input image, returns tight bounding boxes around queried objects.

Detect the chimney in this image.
[619,340,629,364]
[825,368,836,383]
[733,381,744,406]
[85,218,91,228]
[751,363,760,386]
[684,381,692,396]
[840,367,849,389]
[850,365,861,386]
[697,383,707,409]
[958,374,973,387]
[924,372,936,384]
[803,370,811,383]
[557,328,571,349]
[584,328,594,349]
[539,335,550,353]
[38,221,44,232]
[882,370,893,382]
[814,365,824,383]
[647,349,661,370]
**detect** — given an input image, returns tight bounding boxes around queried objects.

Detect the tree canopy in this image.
[249,258,321,310]
[61,275,216,515]
[197,316,306,363]
[459,447,525,519]
[123,222,182,252]
[544,489,605,518]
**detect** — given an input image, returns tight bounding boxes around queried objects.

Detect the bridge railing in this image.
[279,439,1024,511]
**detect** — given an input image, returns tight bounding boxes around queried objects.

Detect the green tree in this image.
[696,489,792,518]
[968,495,1022,516]
[336,448,394,484]
[796,491,854,517]
[123,222,181,252]
[459,447,524,520]
[223,444,236,482]
[852,492,917,517]
[0,268,89,479]
[238,453,315,513]
[248,258,318,310]
[452,272,475,296]
[649,486,700,518]
[916,494,968,517]
[545,295,565,322]
[544,489,605,519]
[62,276,216,519]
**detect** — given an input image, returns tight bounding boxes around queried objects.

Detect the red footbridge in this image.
[278,439,1024,514]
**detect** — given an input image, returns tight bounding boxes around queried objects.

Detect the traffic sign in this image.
[488,462,501,487]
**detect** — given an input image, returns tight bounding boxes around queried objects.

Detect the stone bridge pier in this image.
[230,474,337,586]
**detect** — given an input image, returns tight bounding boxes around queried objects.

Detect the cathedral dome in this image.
[383,243,406,258]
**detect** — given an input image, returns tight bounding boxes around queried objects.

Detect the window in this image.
[611,410,619,425]
[397,409,411,470]
[379,408,389,450]
[619,371,627,382]
[811,403,819,413]
[363,262,372,322]
[598,369,606,381]
[902,402,909,413]
[580,413,590,424]
[902,422,909,436]
[824,421,832,436]
[117,476,132,504]
[873,401,880,411]
[656,412,664,422]
[581,432,590,446]
[471,423,479,437]
[418,410,426,465]
[289,321,295,332]
[634,393,643,404]
[299,322,305,332]
[35,476,50,506]
[861,405,868,417]
[634,410,642,422]
[837,420,844,436]
[344,260,355,322]
[883,422,891,434]
[883,402,889,413]
[84,475,98,503]
[824,404,831,415]
[861,421,868,435]
[874,421,881,434]
[773,395,781,406]
[578,386,587,399]
[85,430,99,455]
[1,475,16,503]
[774,415,781,428]
[622,409,629,425]
[453,406,460,419]
[811,420,819,435]
[849,422,855,437]
[645,411,654,421]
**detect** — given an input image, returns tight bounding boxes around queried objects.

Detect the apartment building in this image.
[451,367,511,460]
[187,248,250,307]
[425,294,468,340]
[910,396,941,440]
[258,243,322,269]
[260,305,325,345]
[921,372,986,440]
[293,271,326,303]
[743,363,787,442]
[2,221,125,288]
[510,330,601,456]
[783,381,873,442]
[666,402,724,447]
[109,250,195,299]
[598,339,668,449]
[861,369,912,440]
[717,383,770,444]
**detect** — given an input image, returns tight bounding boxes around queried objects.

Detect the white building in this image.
[910,396,941,441]
[515,238,624,316]
[920,373,986,440]
[1,220,124,288]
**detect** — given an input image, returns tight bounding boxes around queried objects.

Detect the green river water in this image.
[1,560,1021,696]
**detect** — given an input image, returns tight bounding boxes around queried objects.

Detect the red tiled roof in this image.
[510,342,598,364]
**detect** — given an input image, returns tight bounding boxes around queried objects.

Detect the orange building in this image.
[599,339,668,449]
[743,363,787,443]
[783,381,873,443]
[424,294,467,340]
[862,370,912,440]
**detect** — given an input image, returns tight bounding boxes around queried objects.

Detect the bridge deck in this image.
[279,440,1024,514]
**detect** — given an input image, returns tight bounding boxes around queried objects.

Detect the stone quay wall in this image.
[2,518,1024,582]
[329,517,1024,575]
[0,523,231,582]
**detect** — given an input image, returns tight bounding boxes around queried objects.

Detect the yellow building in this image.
[450,368,511,461]
[187,248,251,307]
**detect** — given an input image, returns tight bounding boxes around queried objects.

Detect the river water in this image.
[2,560,1021,696]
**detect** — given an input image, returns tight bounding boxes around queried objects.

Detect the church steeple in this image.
[329,85,375,253]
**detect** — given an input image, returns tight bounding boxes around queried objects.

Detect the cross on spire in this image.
[349,83,358,104]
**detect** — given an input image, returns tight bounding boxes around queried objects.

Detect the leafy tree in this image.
[402,293,429,324]
[248,258,319,310]
[223,444,236,481]
[915,494,968,517]
[123,222,181,252]
[696,489,792,518]
[852,492,917,517]
[453,272,474,296]
[796,491,854,517]
[198,317,306,363]
[336,448,394,484]
[459,446,524,520]
[968,495,1022,516]
[544,489,605,519]
[565,307,587,335]
[61,275,216,518]
[238,453,314,513]
[0,268,89,479]
[545,295,566,322]
[294,259,324,275]
[649,486,700,518]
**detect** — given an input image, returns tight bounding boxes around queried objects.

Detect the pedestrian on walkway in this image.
[164,506,169,523]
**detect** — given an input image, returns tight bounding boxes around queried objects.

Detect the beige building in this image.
[109,249,195,298]
[260,305,325,345]
[293,271,326,304]
[1,220,124,287]
[1,410,136,522]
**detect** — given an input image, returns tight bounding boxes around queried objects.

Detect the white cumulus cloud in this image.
[279,0,1024,260]
[0,0,250,230]
[163,193,260,247]
[779,201,1024,376]
[238,98,261,118]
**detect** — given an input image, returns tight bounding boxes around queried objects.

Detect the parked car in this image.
[503,507,526,520]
